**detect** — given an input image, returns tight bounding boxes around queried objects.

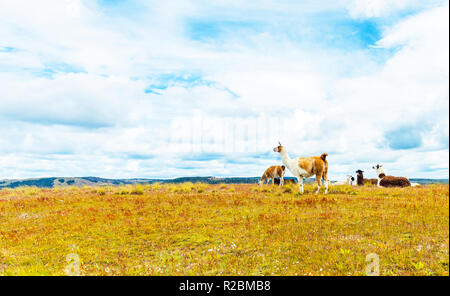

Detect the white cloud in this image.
[0,0,448,180]
[346,0,447,18]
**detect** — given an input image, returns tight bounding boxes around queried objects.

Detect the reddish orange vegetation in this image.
[0,183,448,275]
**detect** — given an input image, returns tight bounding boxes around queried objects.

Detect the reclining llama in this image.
[332,175,355,186]
[372,164,411,187]
[355,170,377,186]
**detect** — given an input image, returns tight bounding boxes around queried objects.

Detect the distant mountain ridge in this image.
[0,176,448,189]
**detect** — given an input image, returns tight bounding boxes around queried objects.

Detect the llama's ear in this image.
[278,142,282,146]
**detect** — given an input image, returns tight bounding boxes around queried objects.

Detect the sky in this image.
[0,0,448,180]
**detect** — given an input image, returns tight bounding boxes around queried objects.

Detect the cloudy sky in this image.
[0,0,448,180]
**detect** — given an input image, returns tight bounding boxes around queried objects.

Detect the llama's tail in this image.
[320,153,328,161]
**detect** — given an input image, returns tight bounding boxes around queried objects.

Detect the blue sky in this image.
[0,0,448,180]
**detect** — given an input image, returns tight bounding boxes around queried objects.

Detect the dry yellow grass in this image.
[0,183,448,275]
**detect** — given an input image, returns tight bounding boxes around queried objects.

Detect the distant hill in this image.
[0,177,155,189]
[0,176,447,189]
[408,178,449,185]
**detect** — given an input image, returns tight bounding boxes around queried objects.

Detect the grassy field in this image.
[0,183,448,276]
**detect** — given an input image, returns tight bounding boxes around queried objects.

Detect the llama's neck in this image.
[375,168,386,180]
[357,174,363,185]
[279,148,292,167]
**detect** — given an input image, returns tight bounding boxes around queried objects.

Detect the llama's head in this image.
[372,164,385,177]
[355,170,364,176]
[273,142,284,153]
[347,175,355,185]
[281,165,286,171]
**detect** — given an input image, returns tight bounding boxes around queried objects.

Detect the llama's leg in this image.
[315,174,322,194]
[279,176,284,187]
[297,176,304,194]
[323,171,329,194]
